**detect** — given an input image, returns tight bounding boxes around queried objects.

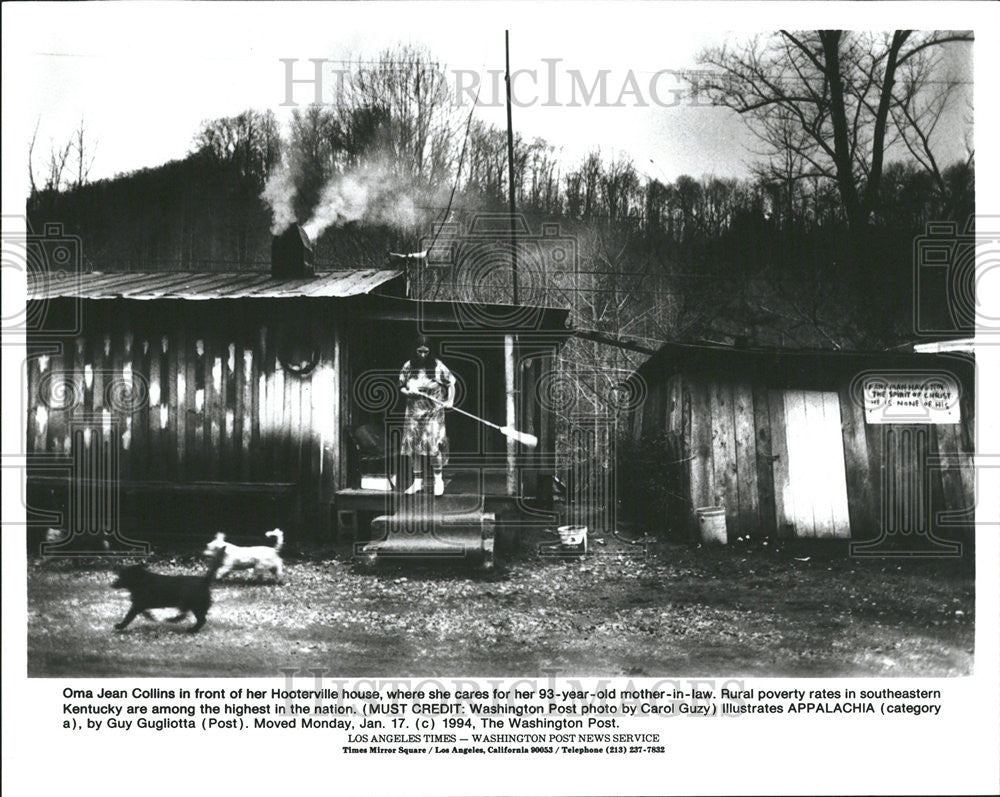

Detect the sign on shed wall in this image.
[862,371,961,424]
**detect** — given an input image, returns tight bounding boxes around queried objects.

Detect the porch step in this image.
[395,491,486,514]
[363,510,495,566]
[336,490,487,515]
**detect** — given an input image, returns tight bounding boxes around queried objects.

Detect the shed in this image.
[25,238,570,549]
[626,341,975,550]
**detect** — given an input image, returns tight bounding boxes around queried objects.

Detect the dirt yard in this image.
[26,535,974,677]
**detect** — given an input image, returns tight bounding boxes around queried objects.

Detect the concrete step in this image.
[363,510,495,565]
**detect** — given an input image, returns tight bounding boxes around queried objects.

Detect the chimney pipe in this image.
[271,224,315,278]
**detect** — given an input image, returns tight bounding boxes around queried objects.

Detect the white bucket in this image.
[696,507,727,544]
[558,524,587,547]
[360,475,394,492]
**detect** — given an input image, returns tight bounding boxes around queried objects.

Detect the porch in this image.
[334,297,569,547]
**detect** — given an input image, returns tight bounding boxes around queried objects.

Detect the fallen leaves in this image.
[25,539,975,677]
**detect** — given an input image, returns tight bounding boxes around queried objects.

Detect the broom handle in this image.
[410,390,505,432]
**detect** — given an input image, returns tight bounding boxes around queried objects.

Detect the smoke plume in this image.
[262,155,436,240]
[261,161,299,236]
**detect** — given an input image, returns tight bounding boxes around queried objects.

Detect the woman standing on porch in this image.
[399,336,455,495]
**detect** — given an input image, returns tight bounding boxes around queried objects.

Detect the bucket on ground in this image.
[695,507,727,544]
[558,524,587,548]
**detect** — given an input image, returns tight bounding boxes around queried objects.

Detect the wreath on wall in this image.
[276,321,320,376]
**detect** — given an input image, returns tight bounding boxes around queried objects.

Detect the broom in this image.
[408,389,538,448]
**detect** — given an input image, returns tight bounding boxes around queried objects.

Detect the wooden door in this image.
[779,390,851,538]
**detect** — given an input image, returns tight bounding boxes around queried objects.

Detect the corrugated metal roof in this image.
[27,269,403,300]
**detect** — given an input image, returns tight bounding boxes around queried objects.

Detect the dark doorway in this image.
[348,322,509,487]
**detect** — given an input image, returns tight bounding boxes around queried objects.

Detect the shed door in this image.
[779,390,851,538]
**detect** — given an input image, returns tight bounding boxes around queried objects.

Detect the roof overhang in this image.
[26,271,570,337]
[347,295,571,335]
[26,269,404,301]
[634,340,976,383]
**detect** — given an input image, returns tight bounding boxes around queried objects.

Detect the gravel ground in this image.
[26,535,974,677]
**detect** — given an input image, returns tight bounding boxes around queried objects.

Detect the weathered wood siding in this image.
[26,301,344,505]
[631,367,975,542]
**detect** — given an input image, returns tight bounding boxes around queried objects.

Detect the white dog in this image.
[203,529,284,582]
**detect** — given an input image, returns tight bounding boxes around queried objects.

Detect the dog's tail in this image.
[265,529,284,553]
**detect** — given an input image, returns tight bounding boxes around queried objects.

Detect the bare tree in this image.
[72,117,98,188]
[331,45,461,186]
[464,119,507,202]
[286,104,338,218]
[194,109,283,264]
[694,30,973,233]
[27,119,97,193]
[194,109,281,186]
[28,119,40,194]
[46,139,72,192]
[599,156,641,222]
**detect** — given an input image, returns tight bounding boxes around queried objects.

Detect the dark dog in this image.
[111,549,225,633]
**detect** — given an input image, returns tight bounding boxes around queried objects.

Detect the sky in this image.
[2,1,976,198]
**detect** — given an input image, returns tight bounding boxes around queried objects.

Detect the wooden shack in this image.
[25,238,569,549]
[627,342,975,549]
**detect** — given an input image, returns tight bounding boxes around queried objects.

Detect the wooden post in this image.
[505,30,519,306]
[521,348,538,498]
[505,334,516,495]
[316,316,340,502]
[337,321,350,489]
